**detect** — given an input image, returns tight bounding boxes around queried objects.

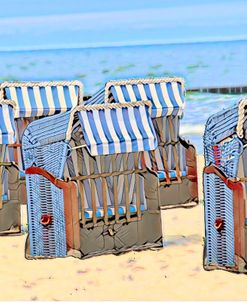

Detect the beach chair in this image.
[0,81,83,234]
[85,78,198,208]
[0,99,22,234]
[22,101,163,259]
[203,98,247,273]
[1,80,83,170]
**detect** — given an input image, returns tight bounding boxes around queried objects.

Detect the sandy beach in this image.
[1,155,247,301]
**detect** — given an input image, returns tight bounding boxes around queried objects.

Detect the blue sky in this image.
[1,0,247,50]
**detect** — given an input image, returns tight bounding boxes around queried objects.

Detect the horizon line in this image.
[0,36,247,53]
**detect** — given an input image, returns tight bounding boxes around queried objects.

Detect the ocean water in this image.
[0,40,246,153]
[183,92,242,153]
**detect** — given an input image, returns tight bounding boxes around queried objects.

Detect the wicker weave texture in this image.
[204,105,239,166]
[23,139,69,257]
[204,173,235,267]
[27,174,66,257]
[203,137,242,267]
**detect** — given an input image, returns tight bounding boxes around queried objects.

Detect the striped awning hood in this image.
[104,78,185,118]
[75,101,158,156]
[0,100,16,144]
[0,81,83,118]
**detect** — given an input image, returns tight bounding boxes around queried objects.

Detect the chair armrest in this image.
[204,164,243,190]
[204,164,246,259]
[26,166,80,252]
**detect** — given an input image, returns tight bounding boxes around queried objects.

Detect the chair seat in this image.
[2,194,9,202]
[19,171,25,178]
[84,204,146,219]
[157,170,187,180]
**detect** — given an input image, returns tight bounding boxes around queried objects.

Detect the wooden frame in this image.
[70,152,146,227]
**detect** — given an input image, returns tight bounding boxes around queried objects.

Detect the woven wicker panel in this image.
[204,137,242,177]
[204,173,235,267]
[24,141,68,177]
[27,174,66,257]
[204,105,239,165]
[24,141,69,257]
[204,137,243,268]
[219,138,243,177]
[22,110,72,151]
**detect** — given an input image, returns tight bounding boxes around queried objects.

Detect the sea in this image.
[0,39,246,153]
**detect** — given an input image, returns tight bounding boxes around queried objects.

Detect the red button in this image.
[40,214,52,226]
[214,217,224,231]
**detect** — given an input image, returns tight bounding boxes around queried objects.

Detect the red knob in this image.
[214,217,224,231]
[40,214,52,226]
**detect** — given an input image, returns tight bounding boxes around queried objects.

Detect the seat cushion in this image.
[84,204,146,219]
[19,171,25,178]
[2,194,9,202]
[157,170,187,180]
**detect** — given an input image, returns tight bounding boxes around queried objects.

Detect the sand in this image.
[1,155,247,301]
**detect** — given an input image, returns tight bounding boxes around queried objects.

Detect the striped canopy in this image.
[2,81,83,118]
[0,101,16,144]
[77,101,157,156]
[106,78,185,118]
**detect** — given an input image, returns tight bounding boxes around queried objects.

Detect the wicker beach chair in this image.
[203,98,247,273]
[85,78,198,208]
[0,81,83,235]
[22,101,163,259]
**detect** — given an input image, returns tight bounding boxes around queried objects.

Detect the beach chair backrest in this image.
[104,77,185,118]
[102,78,186,184]
[2,81,83,118]
[22,101,158,257]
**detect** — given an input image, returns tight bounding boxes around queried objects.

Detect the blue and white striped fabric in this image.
[78,104,158,156]
[109,80,185,118]
[4,83,81,118]
[0,103,16,144]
